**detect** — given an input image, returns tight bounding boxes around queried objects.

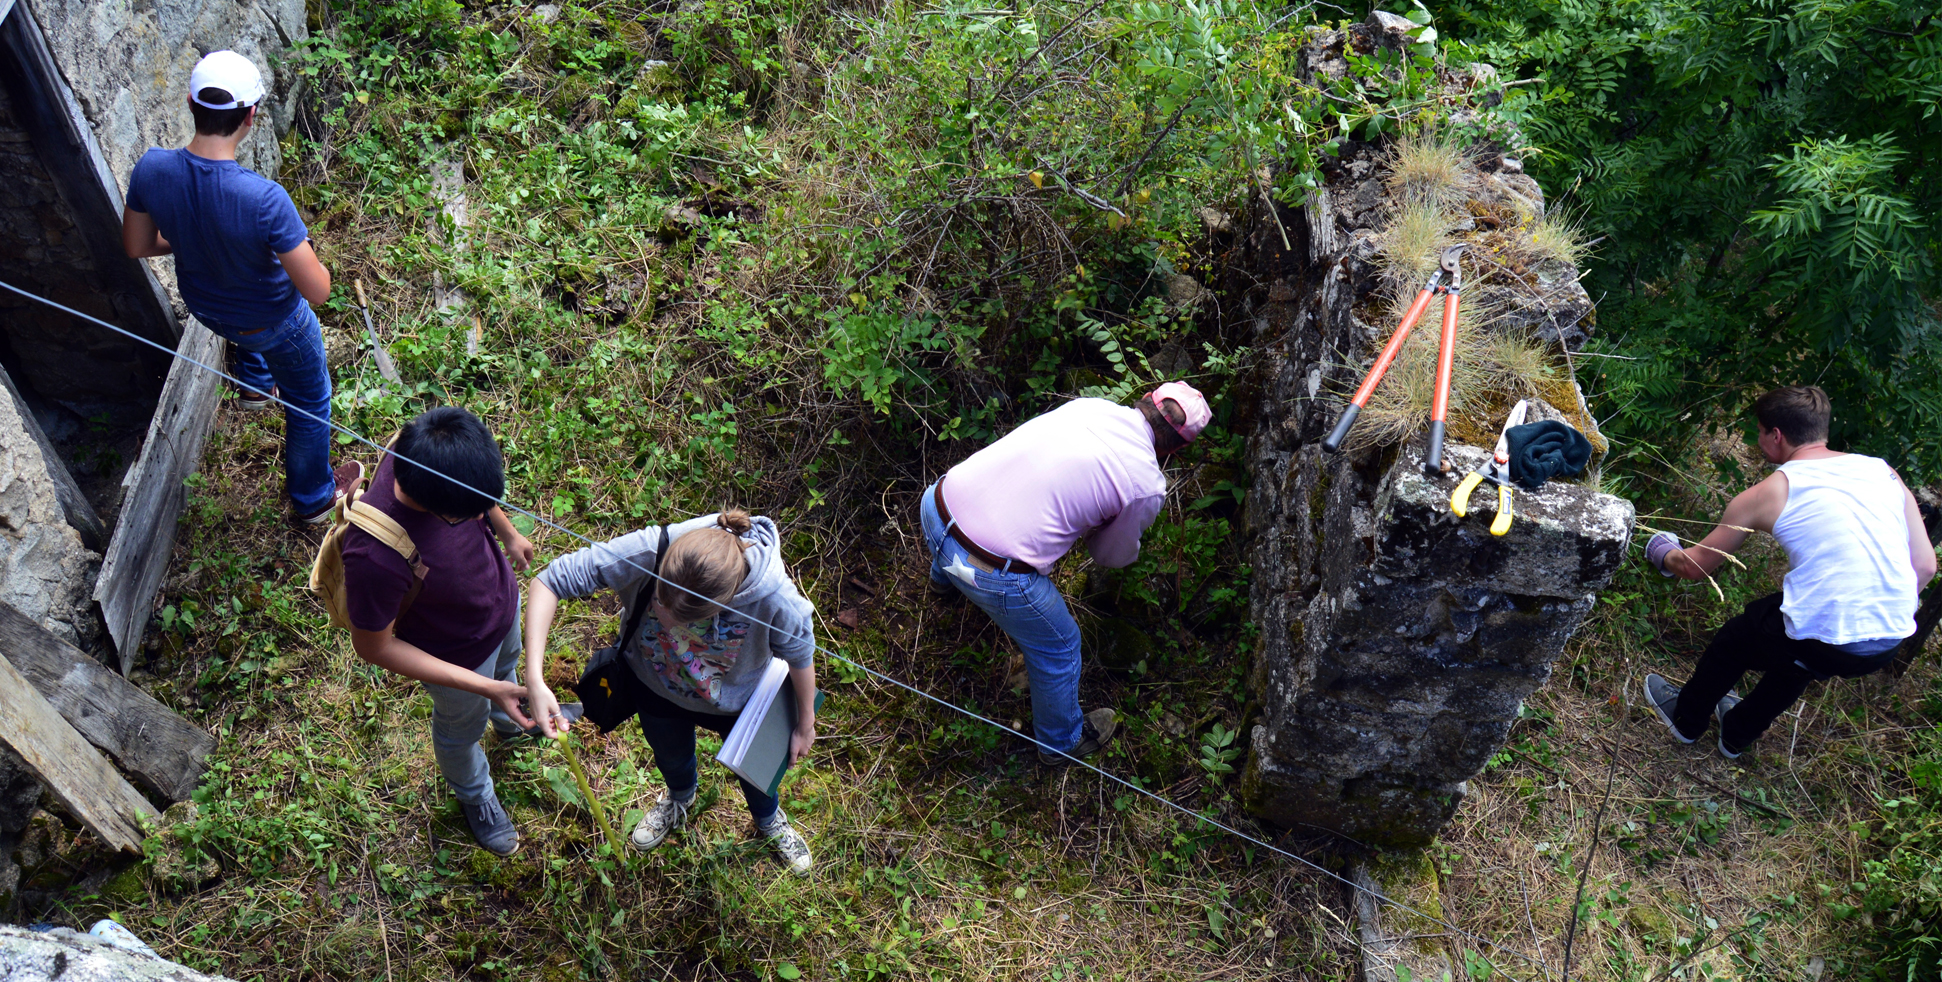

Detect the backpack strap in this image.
[616,524,671,649]
[345,496,427,621]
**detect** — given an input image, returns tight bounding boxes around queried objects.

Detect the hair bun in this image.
[716,507,753,535]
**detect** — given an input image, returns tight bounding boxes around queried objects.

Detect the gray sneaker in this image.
[460,793,519,856]
[759,809,813,876]
[1039,708,1120,765]
[629,790,694,851]
[1643,674,1696,745]
[1714,690,1742,726]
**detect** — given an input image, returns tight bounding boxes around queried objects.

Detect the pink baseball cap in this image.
[1147,381,1212,443]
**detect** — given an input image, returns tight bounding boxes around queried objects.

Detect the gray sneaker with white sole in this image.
[759,809,813,876]
[630,790,695,851]
[1643,674,1696,745]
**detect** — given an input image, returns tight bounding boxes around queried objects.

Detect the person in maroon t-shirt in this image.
[343,407,558,856]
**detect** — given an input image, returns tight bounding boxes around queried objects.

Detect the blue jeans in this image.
[420,619,523,806]
[202,303,333,514]
[920,481,1085,752]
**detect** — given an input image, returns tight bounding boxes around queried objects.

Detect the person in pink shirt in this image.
[921,383,1212,763]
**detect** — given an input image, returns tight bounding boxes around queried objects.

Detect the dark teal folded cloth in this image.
[1504,420,1592,490]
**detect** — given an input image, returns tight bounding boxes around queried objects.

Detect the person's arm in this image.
[277,240,332,305]
[487,506,534,572]
[351,622,532,729]
[1903,485,1937,585]
[1083,493,1165,569]
[522,577,568,737]
[122,208,171,258]
[787,663,817,765]
[1662,475,1784,580]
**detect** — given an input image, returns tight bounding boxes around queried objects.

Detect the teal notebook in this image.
[716,658,826,798]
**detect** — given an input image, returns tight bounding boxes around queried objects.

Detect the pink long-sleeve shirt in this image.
[942,398,1167,574]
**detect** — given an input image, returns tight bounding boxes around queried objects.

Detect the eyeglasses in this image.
[439,513,483,527]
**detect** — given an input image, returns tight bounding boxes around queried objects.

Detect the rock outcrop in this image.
[0,378,99,649]
[0,924,235,982]
[1231,20,1634,848]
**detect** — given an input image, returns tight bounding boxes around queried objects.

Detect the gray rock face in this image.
[1232,56,1633,847]
[0,378,100,649]
[0,924,235,982]
[31,0,307,191]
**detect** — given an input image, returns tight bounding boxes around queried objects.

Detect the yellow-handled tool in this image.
[1449,400,1527,536]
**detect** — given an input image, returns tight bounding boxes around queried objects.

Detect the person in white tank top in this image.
[1637,386,1935,758]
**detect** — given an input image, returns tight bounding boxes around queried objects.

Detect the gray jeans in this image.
[419,618,523,805]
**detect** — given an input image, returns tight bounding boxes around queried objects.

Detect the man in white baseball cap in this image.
[123,51,340,526]
[919,382,1214,764]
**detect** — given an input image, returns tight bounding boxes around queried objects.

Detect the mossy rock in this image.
[636,60,681,98]
[100,867,148,905]
[1625,904,1672,938]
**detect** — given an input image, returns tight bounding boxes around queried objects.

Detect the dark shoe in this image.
[1714,690,1742,727]
[1039,708,1120,765]
[1644,674,1696,745]
[1715,688,1749,758]
[236,384,278,411]
[460,793,519,856]
[293,500,336,526]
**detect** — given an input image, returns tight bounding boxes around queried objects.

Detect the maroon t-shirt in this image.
[340,453,517,670]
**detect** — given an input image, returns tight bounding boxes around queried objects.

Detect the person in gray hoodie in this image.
[522,509,818,874]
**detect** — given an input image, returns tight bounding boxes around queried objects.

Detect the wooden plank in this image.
[0,600,212,800]
[0,0,180,356]
[0,365,106,549]
[92,318,223,671]
[0,649,158,852]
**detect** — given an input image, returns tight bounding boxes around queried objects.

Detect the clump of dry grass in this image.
[1385,133,1473,210]
[1379,201,1459,296]
[1524,209,1592,266]
[1344,296,1558,451]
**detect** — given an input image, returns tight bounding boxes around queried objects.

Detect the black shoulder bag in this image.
[570,524,668,733]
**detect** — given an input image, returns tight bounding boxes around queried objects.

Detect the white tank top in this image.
[1772,454,1918,644]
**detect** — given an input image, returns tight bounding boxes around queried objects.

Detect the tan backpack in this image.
[309,450,427,630]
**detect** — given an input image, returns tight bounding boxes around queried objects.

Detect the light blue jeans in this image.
[920,481,1085,752]
[201,302,334,514]
[420,619,523,806]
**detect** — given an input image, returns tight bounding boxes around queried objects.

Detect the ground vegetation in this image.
[5,1,1936,980]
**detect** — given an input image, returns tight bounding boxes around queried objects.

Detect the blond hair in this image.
[656,509,753,623]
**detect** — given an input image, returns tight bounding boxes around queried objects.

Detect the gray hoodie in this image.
[536,514,815,716]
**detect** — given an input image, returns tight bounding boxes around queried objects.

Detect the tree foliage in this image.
[1431,0,1942,479]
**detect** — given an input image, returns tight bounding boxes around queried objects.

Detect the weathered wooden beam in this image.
[0,649,158,853]
[93,319,223,671]
[0,366,106,550]
[0,600,212,801]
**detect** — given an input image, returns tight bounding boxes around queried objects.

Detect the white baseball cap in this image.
[189,51,265,109]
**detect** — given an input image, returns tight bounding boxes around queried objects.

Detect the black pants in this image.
[1673,592,1896,750]
[636,684,778,822]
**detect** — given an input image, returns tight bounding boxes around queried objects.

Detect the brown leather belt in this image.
[933,478,1028,574]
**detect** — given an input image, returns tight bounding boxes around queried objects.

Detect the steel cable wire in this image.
[2,277,1553,980]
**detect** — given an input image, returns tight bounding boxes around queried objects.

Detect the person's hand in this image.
[1645,530,1681,577]
[788,715,817,766]
[527,681,570,739]
[505,533,535,572]
[485,679,533,731]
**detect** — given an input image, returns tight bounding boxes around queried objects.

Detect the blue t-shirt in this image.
[124,148,309,330]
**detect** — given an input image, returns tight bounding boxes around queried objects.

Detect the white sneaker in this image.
[759,809,813,876]
[629,790,693,851]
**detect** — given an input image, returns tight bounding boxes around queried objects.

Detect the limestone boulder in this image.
[0,376,100,648]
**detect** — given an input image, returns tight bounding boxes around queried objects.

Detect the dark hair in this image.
[393,407,504,518]
[1752,385,1832,445]
[657,509,753,623]
[1138,397,1190,456]
[190,88,253,137]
